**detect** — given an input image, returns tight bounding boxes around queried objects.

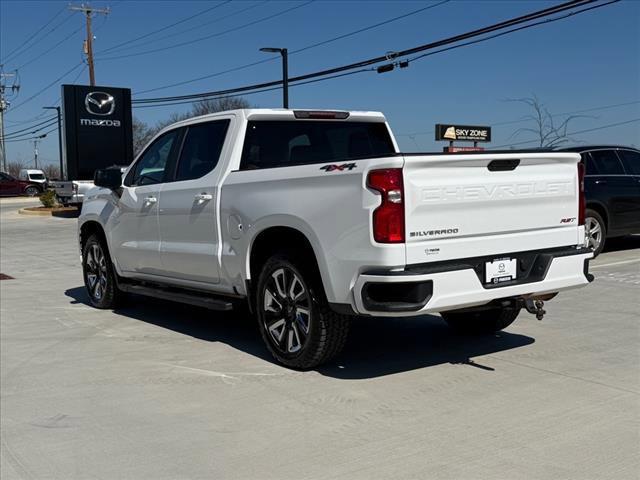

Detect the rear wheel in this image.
[255,253,350,369]
[442,305,521,334]
[82,234,123,309]
[585,209,606,257]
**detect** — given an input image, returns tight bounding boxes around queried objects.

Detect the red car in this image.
[0,172,42,197]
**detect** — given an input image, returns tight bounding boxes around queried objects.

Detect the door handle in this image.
[144,196,157,204]
[195,193,213,201]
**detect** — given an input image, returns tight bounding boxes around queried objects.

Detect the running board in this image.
[118,283,234,311]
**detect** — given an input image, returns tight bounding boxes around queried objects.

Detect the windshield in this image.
[29,173,46,180]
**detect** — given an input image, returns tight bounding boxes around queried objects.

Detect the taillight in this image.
[367,168,405,243]
[577,162,585,225]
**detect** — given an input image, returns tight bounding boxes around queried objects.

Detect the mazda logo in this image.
[85,91,115,116]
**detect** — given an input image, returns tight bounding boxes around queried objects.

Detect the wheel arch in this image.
[79,220,109,255]
[247,225,327,304]
[585,201,609,233]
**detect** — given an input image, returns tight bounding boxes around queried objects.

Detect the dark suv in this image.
[560,146,640,256]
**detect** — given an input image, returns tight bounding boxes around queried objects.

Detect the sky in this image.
[1,0,639,168]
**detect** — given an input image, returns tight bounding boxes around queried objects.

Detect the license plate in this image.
[485,258,517,284]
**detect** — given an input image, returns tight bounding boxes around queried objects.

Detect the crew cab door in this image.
[110,129,181,275]
[157,118,231,284]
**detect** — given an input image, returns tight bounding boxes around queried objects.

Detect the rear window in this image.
[29,173,45,180]
[589,150,625,175]
[240,121,395,170]
[618,149,640,175]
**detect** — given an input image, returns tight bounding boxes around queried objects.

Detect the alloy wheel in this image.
[585,216,603,251]
[85,243,108,301]
[262,267,311,355]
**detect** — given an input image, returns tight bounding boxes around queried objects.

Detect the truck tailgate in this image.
[403,152,582,265]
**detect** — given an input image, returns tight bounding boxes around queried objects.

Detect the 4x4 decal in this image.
[319,163,357,172]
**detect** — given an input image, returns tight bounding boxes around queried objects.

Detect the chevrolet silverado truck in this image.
[78,109,593,369]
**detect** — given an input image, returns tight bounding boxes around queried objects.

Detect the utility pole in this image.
[69,4,110,86]
[0,68,20,172]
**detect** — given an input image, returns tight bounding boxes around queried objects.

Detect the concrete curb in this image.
[18,207,78,218]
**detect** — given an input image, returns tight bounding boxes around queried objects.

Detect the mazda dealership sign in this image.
[62,84,132,180]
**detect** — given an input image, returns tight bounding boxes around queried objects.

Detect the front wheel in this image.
[82,234,123,309]
[255,254,350,369]
[441,305,521,334]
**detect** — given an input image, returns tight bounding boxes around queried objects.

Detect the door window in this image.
[126,130,179,186]
[618,150,640,175]
[590,150,625,175]
[174,120,230,181]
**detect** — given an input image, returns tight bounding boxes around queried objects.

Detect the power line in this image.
[96,0,233,55]
[16,25,84,70]
[132,0,611,106]
[132,68,373,109]
[1,118,57,140]
[102,1,268,57]
[135,0,450,95]
[2,10,75,66]
[5,125,58,143]
[492,118,640,148]
[8,62,84,113]
[1,6,68,63]
[396,100,640,137]
[97,1,315,61]
[1,115,56,138]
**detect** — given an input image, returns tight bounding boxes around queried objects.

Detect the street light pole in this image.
[260,47,289,109]
[43,106,63,180]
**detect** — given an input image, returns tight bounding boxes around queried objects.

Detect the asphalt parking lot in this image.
[1,197,639,480]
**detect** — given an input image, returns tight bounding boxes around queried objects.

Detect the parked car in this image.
[0,172,42,197]
[18,169,48,187]
[559,146,640,256]
[79,109,593,369]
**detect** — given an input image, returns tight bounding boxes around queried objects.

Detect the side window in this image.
[175,120,230,182]
[618,150,640,175]
[126,130,179,186]
[590,150,625,175]
[0,173,10,182]
[583,153,599,175]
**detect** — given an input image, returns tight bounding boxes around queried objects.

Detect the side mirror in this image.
[94,168,123,190]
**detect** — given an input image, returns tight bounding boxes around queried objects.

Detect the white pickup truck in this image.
[79,109,593,368]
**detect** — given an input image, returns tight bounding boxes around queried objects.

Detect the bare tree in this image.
[191,97,250,117]
[507,95,587,148]
[132,96,251,156]
[6,160,27,177]
[42,164,61,180]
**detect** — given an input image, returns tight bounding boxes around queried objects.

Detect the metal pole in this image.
[33,139,38,169]
[282,48,289,109]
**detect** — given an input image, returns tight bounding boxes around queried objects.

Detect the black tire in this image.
[585,208,606,257]
[24,186,40,197]
[255,253,350,369]
[82,234,123,309]
[441,305,521,334]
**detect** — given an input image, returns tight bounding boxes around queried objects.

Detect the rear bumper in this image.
[352,247,593,317]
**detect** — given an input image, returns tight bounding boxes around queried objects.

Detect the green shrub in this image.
[39,190,58,208]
